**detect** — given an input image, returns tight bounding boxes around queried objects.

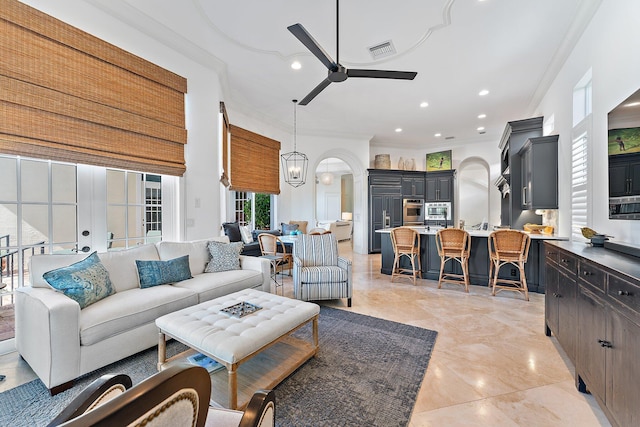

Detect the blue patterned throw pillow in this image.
[43,252,115,309]
[205,241,243,273]
[136,255,192,288]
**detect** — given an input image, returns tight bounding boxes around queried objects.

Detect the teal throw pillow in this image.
[205,241,243,273]
[136,255,192,288]
[43,252,115,309]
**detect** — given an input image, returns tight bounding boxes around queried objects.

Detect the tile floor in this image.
[0,241,611,426]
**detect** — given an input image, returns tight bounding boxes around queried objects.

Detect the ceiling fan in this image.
[288,0,417,106]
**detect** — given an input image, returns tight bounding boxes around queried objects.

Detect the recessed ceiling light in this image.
[291,61,302,70]
[395,128,403,133]
[478,89,489,96]
[420,101,429,108]
[477,126,485,131]
[434,133,441,137]
[625,101,640,107]
[478,113,486,119]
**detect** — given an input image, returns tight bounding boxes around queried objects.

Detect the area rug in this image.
[0,307,437,427]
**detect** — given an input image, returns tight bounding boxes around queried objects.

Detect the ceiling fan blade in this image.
[288,23,337,71]
[299,78,332,105]
[347,69,417,80]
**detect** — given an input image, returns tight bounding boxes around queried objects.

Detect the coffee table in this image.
[155,289,320,409]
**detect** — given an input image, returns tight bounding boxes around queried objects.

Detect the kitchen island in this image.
[378,227,567,293]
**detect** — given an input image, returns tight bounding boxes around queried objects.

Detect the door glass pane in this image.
[52,163,77,203]
[52,205,77,243]
[128,172,143,204]
[0,204,18,246]
[21,204,48,245]
[128,206,144,238]
[107,170,125,204]
[107,206,126,245]
[21,160,48,203]
[0,157,17,201]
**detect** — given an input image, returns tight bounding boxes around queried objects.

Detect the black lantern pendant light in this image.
[281,99,308,187]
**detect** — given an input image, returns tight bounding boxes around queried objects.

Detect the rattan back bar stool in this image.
[389,227,422,285]
[488,229,531,301]
[435,228,471,292]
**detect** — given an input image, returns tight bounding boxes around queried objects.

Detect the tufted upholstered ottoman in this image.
[155,288,320,409]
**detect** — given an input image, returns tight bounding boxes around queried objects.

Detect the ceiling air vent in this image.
[445,136,456,140]
[368,40,396,60]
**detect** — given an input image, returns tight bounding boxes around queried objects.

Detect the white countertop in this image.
[375,227,568,240]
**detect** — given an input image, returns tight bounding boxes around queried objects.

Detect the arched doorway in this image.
[457,157,490,229]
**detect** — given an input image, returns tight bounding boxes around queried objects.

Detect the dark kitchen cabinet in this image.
[519,135,558,210]
[609,153,640,197]
[368,170,403,253]
[496,117,543,229]
[401,172,425,198]
[425,171,454,202]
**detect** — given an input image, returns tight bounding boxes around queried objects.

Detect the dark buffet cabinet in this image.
[545,241,640,427]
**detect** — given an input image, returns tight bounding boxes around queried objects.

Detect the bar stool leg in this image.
[519,261,529,301]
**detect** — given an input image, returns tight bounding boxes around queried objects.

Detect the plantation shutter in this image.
[229,125,281,195]
[571,133,588,241]
[0,0,188,176]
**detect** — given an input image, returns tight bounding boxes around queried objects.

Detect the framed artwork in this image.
[426,150,452,172]
[608,127,640,156]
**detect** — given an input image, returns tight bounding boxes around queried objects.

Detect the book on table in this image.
[187,352,225,373]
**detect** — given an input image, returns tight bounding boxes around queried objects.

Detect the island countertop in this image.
[375,226,568,240]
[376,227,568,293]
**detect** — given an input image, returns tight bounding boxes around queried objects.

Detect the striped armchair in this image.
[292,234,352,307]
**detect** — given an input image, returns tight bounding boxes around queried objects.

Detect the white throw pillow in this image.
[240,225,253,244]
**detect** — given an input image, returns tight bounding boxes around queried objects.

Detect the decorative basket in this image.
[374,154,391,169]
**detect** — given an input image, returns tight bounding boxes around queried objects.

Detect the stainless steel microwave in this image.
[425,202,451,221]
[609,196,640,220]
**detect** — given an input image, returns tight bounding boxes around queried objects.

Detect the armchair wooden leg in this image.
[347,298,352,307]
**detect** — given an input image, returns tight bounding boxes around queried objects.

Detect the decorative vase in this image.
[398,157,404,170]
[406,158,416,170]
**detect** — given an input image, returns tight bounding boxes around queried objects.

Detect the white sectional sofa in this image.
[15,237,270,394]
[316,220,353,241]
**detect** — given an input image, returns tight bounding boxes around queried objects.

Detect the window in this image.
[107,170,162,249]
[571,69,592,242]
[571,134,589,241]
[0,155,77,306]
[573,70,592,126]
[233,192,273,230]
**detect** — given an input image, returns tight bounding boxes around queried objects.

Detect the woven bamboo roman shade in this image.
[0,0,188,176]
[229,124,281,194]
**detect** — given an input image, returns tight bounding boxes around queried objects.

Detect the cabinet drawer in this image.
[557,253,577,275]
[578,261,606,293]
[369,174,402,186]
[544,245,559,264]
[609,275,640,315]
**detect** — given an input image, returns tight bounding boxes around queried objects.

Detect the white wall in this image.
[534,0,640,244]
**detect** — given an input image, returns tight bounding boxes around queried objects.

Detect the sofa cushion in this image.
[156,237,228,275]
[30,253,89,288]
[171,270,264,303]
[79,285,198,346]
[98,244,160,293]
[136,255,192,288]
[299,265,349,284]
[205,241,243,273]
[43,252,115,309]
[289,220,308,234]
[239,225,253,244]
[281,222,299,235]
[222,222,242,243]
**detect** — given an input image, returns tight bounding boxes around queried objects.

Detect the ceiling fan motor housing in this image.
[329,65,348,82]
